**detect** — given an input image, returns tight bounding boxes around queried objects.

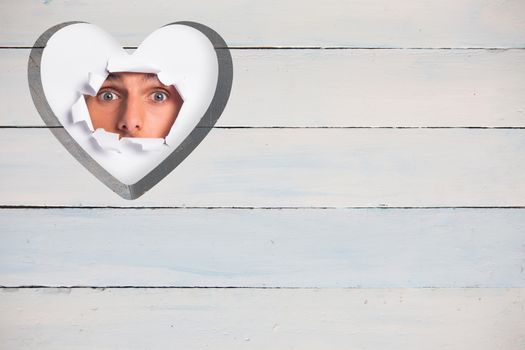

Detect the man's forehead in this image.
[105,72,161,83]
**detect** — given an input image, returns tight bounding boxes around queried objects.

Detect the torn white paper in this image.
[107,56,160,74]
[80,72,109,97]
[40,23,218,184]
[122,137,166,151]
[70,95,94,131]
[92,129,122,153]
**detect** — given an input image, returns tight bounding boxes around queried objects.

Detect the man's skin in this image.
[85,72,183,138]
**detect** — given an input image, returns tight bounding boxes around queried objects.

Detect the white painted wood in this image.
[1,0,525,48]
[4,49,525,127]
[2,0,524,348]
[0,129,524,206]
[1,288,523,350]
[1,208,523,287]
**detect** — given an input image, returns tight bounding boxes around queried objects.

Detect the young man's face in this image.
[85,72,183,138]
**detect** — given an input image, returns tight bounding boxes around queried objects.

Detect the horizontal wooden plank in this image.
[3,49,525,127]
[0,129,524,206]
[1,288,523,349]
[0,208,523,287]
[1,0,525,48]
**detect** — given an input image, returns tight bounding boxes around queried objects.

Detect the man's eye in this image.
[98,91,118,101]
[151,91,168,102]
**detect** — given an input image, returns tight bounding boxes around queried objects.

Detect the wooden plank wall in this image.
[1,0,524,348]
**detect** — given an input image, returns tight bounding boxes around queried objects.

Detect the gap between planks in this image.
[2,126,525,129]
[2,286,517,289]
[1,46,525,50]
[2,206,525,209]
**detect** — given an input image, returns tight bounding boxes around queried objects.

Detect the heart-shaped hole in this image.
[28,22,233,199]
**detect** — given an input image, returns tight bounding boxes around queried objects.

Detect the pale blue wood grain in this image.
[1,288,523,350]
[3,49,525,127]
[1,208,523,287]
[0,129,524,206]
[1,0,524,348]
[1,0,524,47]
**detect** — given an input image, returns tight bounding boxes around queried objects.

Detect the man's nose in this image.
[117,97,144,136]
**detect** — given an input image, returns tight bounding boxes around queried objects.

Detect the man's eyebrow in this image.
[105,73,123,81]
[142,73,161,82]
[101,72,164,87]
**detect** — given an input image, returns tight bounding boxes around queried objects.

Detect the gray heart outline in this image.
[28,21,233,200]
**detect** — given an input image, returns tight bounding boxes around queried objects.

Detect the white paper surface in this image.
[70,95,94,131]
[41,23,218,185]
[80,72,109,97]
[92,128,122,153]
